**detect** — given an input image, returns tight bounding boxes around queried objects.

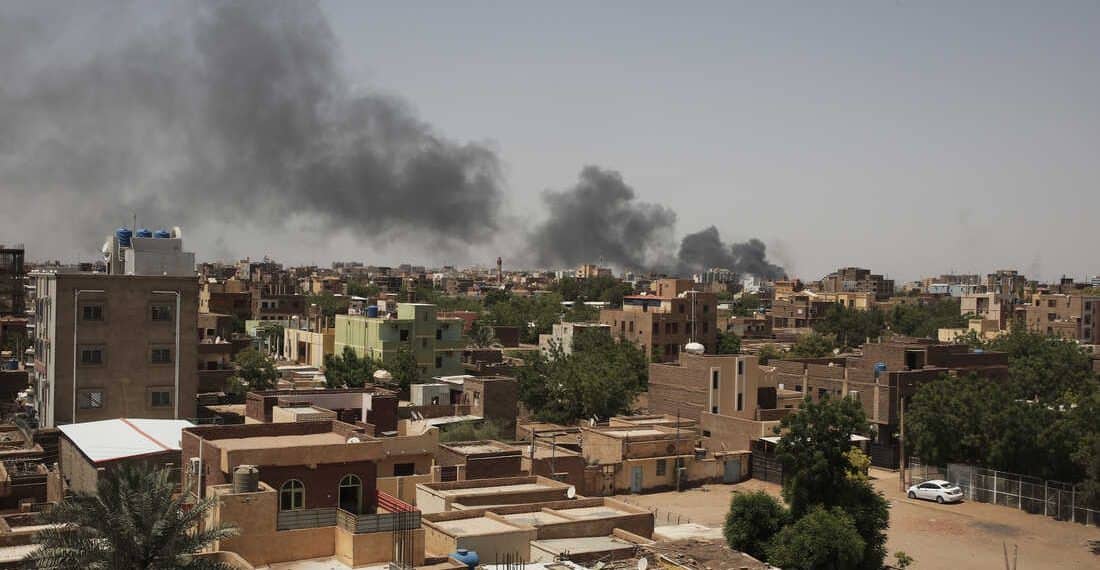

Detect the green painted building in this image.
[334,303,465,379]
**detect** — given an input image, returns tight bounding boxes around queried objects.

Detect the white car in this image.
[907,479,964,504]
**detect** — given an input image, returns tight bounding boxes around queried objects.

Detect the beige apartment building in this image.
[1017,292,1100,343]
[31,272,199,427]
[599,279,717,362]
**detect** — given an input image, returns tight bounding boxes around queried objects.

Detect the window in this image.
[82,304,103,321]
[80,347,104,365]
[1048,313,1057,322]
[818,388,828,400]
[151,348,172,364]
[629,321,634,332]
[150,390,171,408]
[339,474,362,514]
[702,322,708,333]
[436,328,443,340]
[701,430,712,438]
[472,391,481,405]
[711,406,718,414]
[151,304,173,322]
[393,463,415,477]
[737,393,744,412]
[279,480,305,511]
[656,459,667,476]
[711,370,719,390]
[737,361,744,375]
[703,304,709,314]
[400,329,410,341]
[421,338,428,349]
[435,356,443,369]
[78,390,104,409]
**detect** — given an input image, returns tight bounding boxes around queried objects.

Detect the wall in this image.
[210,485,336,566]
[335,525,426,567]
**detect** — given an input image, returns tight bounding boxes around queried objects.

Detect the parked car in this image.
[907,479,964,504]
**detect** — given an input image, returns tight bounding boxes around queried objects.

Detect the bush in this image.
[765,507,865,570]
[723,491,788,560]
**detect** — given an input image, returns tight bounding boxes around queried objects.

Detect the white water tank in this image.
[684,342,705,355]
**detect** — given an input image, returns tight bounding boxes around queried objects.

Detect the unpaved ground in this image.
[616,470,1100,569]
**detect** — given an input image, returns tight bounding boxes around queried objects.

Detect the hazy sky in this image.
[318,0,1100,282]
[4,1,1099,282]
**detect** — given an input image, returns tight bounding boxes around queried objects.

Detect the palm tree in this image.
[30,466,237,569]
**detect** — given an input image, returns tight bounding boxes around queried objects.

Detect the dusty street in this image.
[616,470,1100,569]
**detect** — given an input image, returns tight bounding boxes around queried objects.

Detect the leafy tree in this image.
[517,332,647,424]
[262,324,284,357]
[728,293,762,317]
[484,291,568,343]
[230,348,277,392]
[756,344,785,365]
[788,332,837,359]
[31,465,236,569]
[553,276,632,307]
[347,281,380,298]
[563,302,599,323]
[764,506,865,570]
[439,420,509,443]
[387,348,421,393]
[886,298,967,339]
[844,448,871,481]
[814,305,885,349]
[323,346,379,388]
[468,321,499,348]
[307,293,349,320]
[716,330,741,355]
[414,286,483,312]
[986,326,1095,401]
[723,491,788,560]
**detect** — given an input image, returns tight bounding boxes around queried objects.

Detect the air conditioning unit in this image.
[188,457,201,474]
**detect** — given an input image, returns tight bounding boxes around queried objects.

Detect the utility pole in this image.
[674,408,682,492]
[898,394,906,492]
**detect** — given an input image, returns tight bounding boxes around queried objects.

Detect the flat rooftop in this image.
[442,441,518,455]
[501,511,570,527]
[601,429,665,438]
[555,504,633,520]
[431,516,519,536]
[211,432,346,451]
[434,482,547,498]
[531,536,636,554]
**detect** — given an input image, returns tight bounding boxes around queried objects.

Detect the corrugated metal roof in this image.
[58,418,195,463]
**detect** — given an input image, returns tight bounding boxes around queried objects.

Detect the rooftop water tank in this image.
[366,305,379,318]
[452,549,479,569]
[232,465,259,494]
[115,227,132,247]
[684,342,705,355]
[153,229,171,238]
[373,369,393,382]
[873,362,887,378]
[136,228,153,238]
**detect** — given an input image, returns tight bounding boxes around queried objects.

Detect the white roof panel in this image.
[59,418,194,463]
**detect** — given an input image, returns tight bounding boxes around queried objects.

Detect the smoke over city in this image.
[1,1,783,277]
[0,1,503,253]
[528,168,785,278]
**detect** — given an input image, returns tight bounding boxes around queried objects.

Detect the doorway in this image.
[339,474,362,514]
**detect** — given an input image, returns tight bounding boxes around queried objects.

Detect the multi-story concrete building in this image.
[1016,292,1100,343]
[986,269,1029,303]
[0,244,25,316]
[335,303,465,380]
[30,228,198,427]
[599,279,716,362]
[820,267,895,301]
[538,322,612,358]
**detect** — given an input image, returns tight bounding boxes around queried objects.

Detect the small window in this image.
[78,390,104,409]
[711,406,718,414]
[151,348,172,364]
[737,361,744,375]
[656,459,667,476]
[711,370,719,390]
[151,304,173,322]
[80,348,104,365]
[150,390,171,408]
[436,328,443,340]
[400,329,409,341]
[393,463,415,477]
[421,338,428,349]
[701,430,712,437]
[280,480,305,511]
[435,356,443,369]
[737,393,744,412]
[82,304,103,321]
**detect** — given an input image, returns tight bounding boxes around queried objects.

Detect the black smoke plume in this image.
[527,166,677,271]
[0,1,502,255]
[676,226,786,279]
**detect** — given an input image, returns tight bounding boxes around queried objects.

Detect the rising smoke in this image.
[528,168,784,278]
[0,1,502,255]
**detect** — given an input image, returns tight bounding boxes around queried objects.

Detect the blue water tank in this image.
[452,549,479,569]
[873,362,887,377]
[136,228,153,238]
[366,305,379,318]
[153,229,171,238]
[4,359,17,371]
[115,227,132,247]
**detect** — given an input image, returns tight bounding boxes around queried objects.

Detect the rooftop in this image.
[59,418,194,463]
[210,432,347,452]
[430,516,520,536]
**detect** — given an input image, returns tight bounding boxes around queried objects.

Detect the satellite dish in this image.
[566,486,576,499]
[346,436,361,444]
[638,558,648,570]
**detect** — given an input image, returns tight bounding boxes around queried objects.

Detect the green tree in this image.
[230,348,278,392]
[788,332,837,359]
[886,298,967,339]
[31,466,236,569]
[986,326,1096,401]
[716,330,741,355]
[484,291,568,343]
[814,305,885,349]
[552,276,632,307]
[764,507,865,570]
[307,293,349,320]
[893,551,915,569]
[517,332,647,424]
[756,344,785,365]
[438,420,509,443]
[347,281,380,298]
[323,346,379,388]
[728,293,762,317]
[723,491,788,560]
[468,321,499,348]
[387,348,421,393]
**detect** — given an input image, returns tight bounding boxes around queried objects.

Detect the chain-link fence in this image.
[908,459,1099,527]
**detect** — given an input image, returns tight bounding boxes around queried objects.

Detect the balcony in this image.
[275,490,420,534]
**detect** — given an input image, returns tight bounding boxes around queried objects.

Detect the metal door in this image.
[723,458,741,483]
[630,466,643,494]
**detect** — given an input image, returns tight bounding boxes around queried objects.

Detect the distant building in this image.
[0,244,25,316]
[821,267,894,301]
[538,322,612,358]
[986,269,1028,303]
[575,264,613,279]
[1016,292,1100,343]
[599,279,717,362]
[334,303,465,380]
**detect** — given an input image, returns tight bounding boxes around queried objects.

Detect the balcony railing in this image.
[276,507,337,531]
[336,509,420,534]
[275,491,420,533]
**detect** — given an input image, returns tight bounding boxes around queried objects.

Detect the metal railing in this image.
[336,509,421,534]
[276,507,338,531]
[908,459,1099,527]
